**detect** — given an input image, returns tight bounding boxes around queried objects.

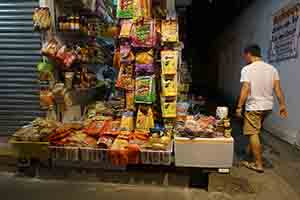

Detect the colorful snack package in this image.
[120,43,135,63]
[161,97,177,118]
[115,64,134,90]
[135,76,155,104]
[134,0,152,19]
[161,75,177,96]
[135,50,154,64]
[126,91,135,110]
[117,0,134,19]
[136,105,154,131]
[161,20,179,42]
[120,111,134,131]
[119,20,133,38]
[161,50,178,75]
[131,19,156,47]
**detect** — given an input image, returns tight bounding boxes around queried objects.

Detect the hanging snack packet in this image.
[134,0,152,19]
[120,44,135,63]
[41,39,61,58]
[115,64,134,90]
[161,75,177,97]
[120,111,134,131]
[161,50,178,75]
[33,7,51,31]
[136,105,154,131]
[126,91,135,110]
[113,48,121,68]
[161,97,177,118]
[161,20,179,43]
[131,19,156,47]
[135,50,154,64]
[120,20,133,38]
[117,0,134,18]
[135,76,155,104]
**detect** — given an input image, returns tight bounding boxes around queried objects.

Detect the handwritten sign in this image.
[268,3,300,62]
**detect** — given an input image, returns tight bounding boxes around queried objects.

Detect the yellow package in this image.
[126,91,135,111]
[161,98,177,118]
[161,20,178,42]
[136,105,154,131]
[120,111,134,131]
[161,50,178,75]
[161,75,177,97]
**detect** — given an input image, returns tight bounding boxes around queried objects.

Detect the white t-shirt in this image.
[240,61,280,111]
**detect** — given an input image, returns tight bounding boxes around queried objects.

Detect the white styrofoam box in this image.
[175,137,234,168]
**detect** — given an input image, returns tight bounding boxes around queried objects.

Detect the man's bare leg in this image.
[249,134,263,169]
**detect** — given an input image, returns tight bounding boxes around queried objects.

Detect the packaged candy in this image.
[131,19,156,47]
[116,64,134,90]
[161,50,178,75]
[120,44,135,63]
[161,75,177,96]
[136,105,154,131]
[126,91,135,110]
[135,76,156,104]
[117,0,134,18]
[33,7,51,31]
[135,64,154,76]
[135,50,154,64]
[134,0,152,19]
[161,97,177,118]
[161,20,179,42]
[120,111,134,131]
[119,20,133,38]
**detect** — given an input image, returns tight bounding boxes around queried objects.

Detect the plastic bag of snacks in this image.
[115,64,134,90]
[120,111,134,131]
[117,0,134,18]
[135,64,154,76]
[161,20,179,43]
[161,75,177,97]
[131,19,157,48]
[40,89,54,109]
[161,50,178,75]
[161,97,177,118]
[134,0,152,19]
[126,91,135,110]
[120,44,135,63]
[119,20,133,38]
[135,76,156,104]
[135,50,154,64]
[33,7,51,31]
[41,39,61,58]
[136,105,154,131]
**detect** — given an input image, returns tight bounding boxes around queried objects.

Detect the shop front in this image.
[9,0,234,175]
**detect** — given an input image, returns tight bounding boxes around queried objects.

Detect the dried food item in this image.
[83,121,105,136]
[42,39,61,58]
[33,7,51,31]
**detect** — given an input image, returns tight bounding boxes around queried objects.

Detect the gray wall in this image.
[214,0,300,145]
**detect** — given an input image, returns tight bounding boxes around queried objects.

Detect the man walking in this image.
[236,44,288,173]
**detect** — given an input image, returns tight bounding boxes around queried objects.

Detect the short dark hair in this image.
[244,44,261,57]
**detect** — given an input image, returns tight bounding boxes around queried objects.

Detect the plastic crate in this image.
[140,141,173,166]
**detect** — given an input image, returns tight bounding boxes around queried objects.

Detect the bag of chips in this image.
[161,20,179,43]
[117,0,134,18]
[115,64,134,90]
[120,111,134,131]
[126,91,135,110]
[131,19,156,47]
[161,75,177,96]
[161,50,178,75]
[135,76,156,104]
[120,44,135,63]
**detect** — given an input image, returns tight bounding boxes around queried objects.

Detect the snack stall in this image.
[10,0,234,173]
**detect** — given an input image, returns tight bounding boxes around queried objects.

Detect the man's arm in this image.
[236,82,250,116]
[237,82,250,108]
[274,80,288,118]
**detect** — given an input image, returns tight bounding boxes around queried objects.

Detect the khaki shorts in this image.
[243,111,271,135]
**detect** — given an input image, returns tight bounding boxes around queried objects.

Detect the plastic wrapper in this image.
[135,50,154,64]
[120,44,135,63]
[126,91,135,110]
[131,19,157,47]
[33,7,51,31]
[136,105,154,131]
[134,0,152,19]
[161,75,177,97]
[40,90,54,109]
[119,20,133,38]
[120,111,134,131]
[161,50,178,75]
[117,0,134,18]
[115,64,134,90]
[161,20,179,42]
[161,97,177,118]
[42,39,61,58]
[135,76,156,104]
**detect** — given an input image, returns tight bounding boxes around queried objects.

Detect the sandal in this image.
[241,161,264,173]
